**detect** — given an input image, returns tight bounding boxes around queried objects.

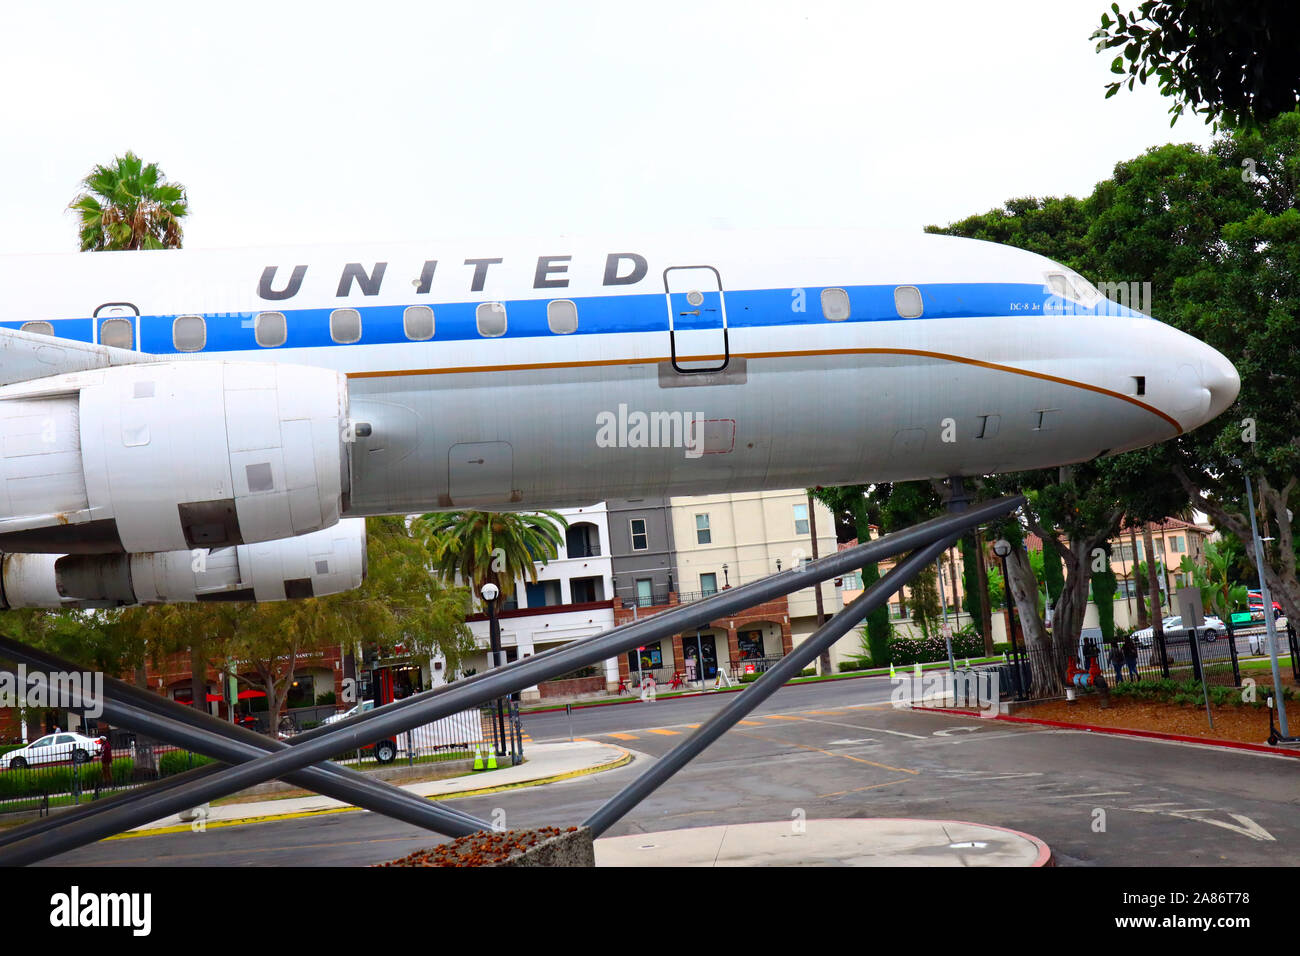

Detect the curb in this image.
[913,705,1300,758]
[521,668,912,715]
[104,748,635,841]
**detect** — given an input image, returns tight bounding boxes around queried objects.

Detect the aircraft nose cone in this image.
[1200,344,1240,425]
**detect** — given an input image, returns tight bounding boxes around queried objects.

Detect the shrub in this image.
[837,660,867,672]
[316,691,337,706]
[887,630,984,667]
[739,671,762,683]
[799,669,817,678]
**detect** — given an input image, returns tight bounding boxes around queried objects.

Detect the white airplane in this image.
[0,228,1238,609]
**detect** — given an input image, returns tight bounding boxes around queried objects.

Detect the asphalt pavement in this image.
[38,674,1300,867]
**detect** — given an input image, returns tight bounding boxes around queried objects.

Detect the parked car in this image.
[0,732,104,770]
[321,700,375,725]
[1132,615,1225,648]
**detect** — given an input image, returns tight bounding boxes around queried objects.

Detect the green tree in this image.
[69,151,188,251]
[414,510,569,601]
[1093,1,1300,129]
[1092,546,1118,643]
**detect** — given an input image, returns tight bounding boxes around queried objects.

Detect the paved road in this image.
[40,675,1300,866]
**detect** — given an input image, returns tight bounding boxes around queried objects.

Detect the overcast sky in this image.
[1,0,1217,254]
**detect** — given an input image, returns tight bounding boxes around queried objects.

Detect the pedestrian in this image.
[1082,636,1098,670]
[1122,634,1139,681]
[1108,641,1124,684]
[100,734,113,783]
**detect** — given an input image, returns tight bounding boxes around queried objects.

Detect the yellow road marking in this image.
[761,714,806,721]
[818,778,913,798]
[737,720,764,726]
[607,733,639,740]
[646,728,681,736]
[732,730,918,774]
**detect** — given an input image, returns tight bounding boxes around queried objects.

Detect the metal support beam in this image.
[0,495,1021,863]
[583,530,961,837]
[0,641,489,865]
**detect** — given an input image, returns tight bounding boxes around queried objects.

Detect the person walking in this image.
[1122,634,1139,681]
[1108,641,1125,684]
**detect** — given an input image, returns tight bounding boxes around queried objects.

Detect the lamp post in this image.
[992,538,1026,700]
[1231,459,1289,738]
[722,563,730,588]
[480,582,508,757]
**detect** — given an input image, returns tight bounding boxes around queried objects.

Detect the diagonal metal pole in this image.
[0,666,486,865]
[583,530,964,837]
[0,763,224,850]
[0,640,488,853]
[0,497,1021,863]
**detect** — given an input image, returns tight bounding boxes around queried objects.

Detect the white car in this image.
[1249,617,1289,655]
[0,732,103,770]
[322,700,374,725]
[1132,615,1225,647]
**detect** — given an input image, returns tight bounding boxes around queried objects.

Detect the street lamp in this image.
[722,563,730,588]
[1230,458,1290,738]
[480,582,508,757]
[992,538,1026,700]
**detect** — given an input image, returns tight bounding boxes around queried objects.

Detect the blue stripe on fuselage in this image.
[1,282,1149,353]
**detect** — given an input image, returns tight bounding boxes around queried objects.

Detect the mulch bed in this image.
[1016,696,1287,746]
[377,826,578,867]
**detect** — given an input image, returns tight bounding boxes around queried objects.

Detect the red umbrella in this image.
[204,689,267,701]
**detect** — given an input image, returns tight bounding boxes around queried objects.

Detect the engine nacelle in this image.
[0,361,349,554]
[0,518,367,608]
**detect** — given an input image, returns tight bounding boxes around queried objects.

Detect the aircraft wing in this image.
[0,325,156,387]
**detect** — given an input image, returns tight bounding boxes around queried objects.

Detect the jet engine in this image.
[0,517,366,609]
[0,361,349,554]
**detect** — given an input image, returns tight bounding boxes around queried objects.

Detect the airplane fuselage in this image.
[0,229,1239,516]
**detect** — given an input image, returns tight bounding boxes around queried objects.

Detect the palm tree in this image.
[69,152,188,251]
[414,510,569,602]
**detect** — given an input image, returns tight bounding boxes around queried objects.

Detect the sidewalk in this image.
[594,819,1053,866]
[118,740,631,837]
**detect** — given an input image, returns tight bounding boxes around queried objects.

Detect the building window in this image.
[820,287,850,321]
[695,514,711,545]
[700,573,718,596]
[547,299,578,334]
[403,305,434,341]
[630,519,648,551]
[255,311,287,347]
[628,640,662,672]
[476,302,507,337]
[793,502,810,535]
[20,321,53,336]
[330,308,362,344]
[1173,535,1185,553]
[172,315,206,352]
[570,576,604,603]
[635,578,653,607]
[894,285,924,318]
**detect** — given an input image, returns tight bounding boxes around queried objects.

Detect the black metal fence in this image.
[0,740,202,816]
[1000,621,1295,702]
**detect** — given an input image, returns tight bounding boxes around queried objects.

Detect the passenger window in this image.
[100,318,134,349]
[330,308,362,344]
[894,286,924,319]
[403,305,434,341]
[547,299,578,334]
[255,311,287,347]
[172,315,206,351]
[20,321,54,336]
[820,288,850,321]
[476,302,507,337]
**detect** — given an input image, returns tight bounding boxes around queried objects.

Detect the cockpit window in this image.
[1045,271,1101,306]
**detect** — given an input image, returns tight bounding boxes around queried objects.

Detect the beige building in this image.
[668,490,839,666]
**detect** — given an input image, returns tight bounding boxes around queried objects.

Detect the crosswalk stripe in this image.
[646,728,680,736]
[607,732,639,740]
